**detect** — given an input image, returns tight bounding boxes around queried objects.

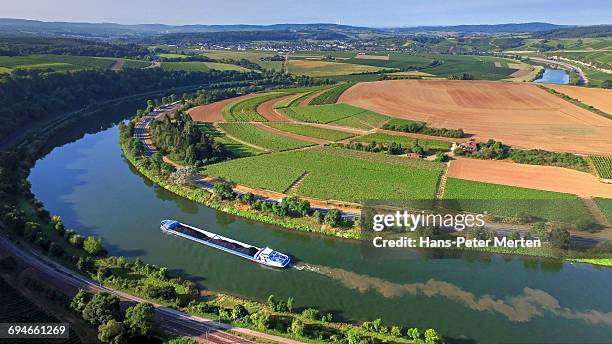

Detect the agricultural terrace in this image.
[280,104,389,129]
[595,198,612,224]
[217,123,314,151]
[286,59,390,77]
[592,156,612,179]
[443,178,592,223]
[0,54,148,73]
[266,123,356,141]
[351,133,452,152]
[160,61,250,72]
[204,146,443,201]
[309,83,355,105]
[222,93,286,121]
[339,80,612,155]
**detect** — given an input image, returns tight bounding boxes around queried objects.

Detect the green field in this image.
[557,51,612,67]
[280,103,377,123]
[594,198,612,223]
[0,54,131,73]
[516,38,612,52]
[443,178,591,223]
[273,92,310,108]
[267,123,355,141]
[217,123,314,151]
[205,146,443,201]
[199,49,285,71]
[591,156,612,179]
[197,123,264,158]
[287,59,390,77]
[329,111,389,130]
[351,132,451,152]
[222,93,286,122]
[309,82,354,105]
[160,61,250,72]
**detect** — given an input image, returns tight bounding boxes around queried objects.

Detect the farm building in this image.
[460,141,478,153]
[406,152,422,159]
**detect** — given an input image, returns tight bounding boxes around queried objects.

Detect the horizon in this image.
[2,0,610,27]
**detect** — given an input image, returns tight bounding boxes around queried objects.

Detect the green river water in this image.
[28,103,612,343]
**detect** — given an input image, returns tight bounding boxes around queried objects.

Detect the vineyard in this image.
[594,198,612,223]
[266,123,355,141]
[443,178,591,223]
[280,103,382,125]
[0,279,80,344]
[591,156,612,179]
[205,147,442,201]
[351,132,452,151]
[309,82,355,105]
[221,93,284,122]
[217,123,314,151]
[329,110,389,129]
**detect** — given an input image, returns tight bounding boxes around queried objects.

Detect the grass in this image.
[205,146,443,201]
[443,178,592,223]
[221,93,284,122]
[197,123,264,158]
[351,132,451,152]
[266,123,355,141]
[217,123,314,151]
[309,83,355,105]
[287,59,390,77]
[160,61,250,72]
[280,103,374,124]
[594,198,612,224]
[0,54,122,73]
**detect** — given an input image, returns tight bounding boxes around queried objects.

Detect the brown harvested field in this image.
[339,80,612,155]
[447,157,612,198]
[256,95,293,121]
[253,123,330,144]
[188,94,257,122]
[354,54,389,60]
[546,85,612,115]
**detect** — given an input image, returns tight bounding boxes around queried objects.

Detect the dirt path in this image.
[189,94,258,122]
[582,197,611,228]
[253,123,330,144]
[111,59,125,71]
[447,157,612,198]
[298,89,327,107]
[339,80,612,155]
[256,95,293,121]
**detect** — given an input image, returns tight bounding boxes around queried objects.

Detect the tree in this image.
[249,311,271,330]
[391,325,402,337]
[98,320,127,344]
[170,167,197,186]
[83,236,105,256]
[407,328,421,340]
[549,227,570,250]
[424,328,440,344]
[69,233,84,248]
[301,308,320,320]
[212,181,235,200]
[124,303,155,337]
[290,318,305,336]
[231,304,248,320]
[50,215,65,236]
[71,289,90,313]
[574,218,597,232]
[530,222,549,240]
[324,209,342,227]
[286,297,294,313]
[82,292,122,326]
[345,328,362,344]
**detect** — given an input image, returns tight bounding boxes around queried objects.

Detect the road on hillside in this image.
[0,234,303,344]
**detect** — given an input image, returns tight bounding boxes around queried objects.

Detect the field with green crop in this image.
[217,123,314,151]
[205,146,442,201]
[0,54,126,73]
[287,59,390,77]
[591,156,612,179]
[197,123,264,158]
[329,111,389,130]
[280,103,374,123]
[309,82,355,105]
[594,198,612,223]
[273,92,310,108]
[267,123,355,141]
[557,51,612,67]
[222,93,286,122]
[443,178,591,223]
[516,38,612,52]
[199,49,285,71]
[351,132,451,151]
[160,61,250,72]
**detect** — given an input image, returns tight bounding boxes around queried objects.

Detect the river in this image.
[28,102,612,343]
[534,68,570,84]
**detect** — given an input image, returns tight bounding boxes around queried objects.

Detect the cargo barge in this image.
[160,220,291,268]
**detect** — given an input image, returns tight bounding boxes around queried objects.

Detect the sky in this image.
[2,0,610,27]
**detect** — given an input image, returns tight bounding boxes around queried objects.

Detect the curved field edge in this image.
[217,123,315,151]
[204,147,443,202]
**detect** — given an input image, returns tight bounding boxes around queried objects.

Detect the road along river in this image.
[28,102,612,343]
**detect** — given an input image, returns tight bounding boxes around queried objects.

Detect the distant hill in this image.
[390,22,571,34]
[533,25,612,38]
[144,30,349,44]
